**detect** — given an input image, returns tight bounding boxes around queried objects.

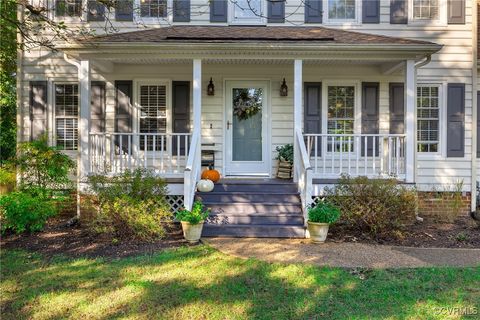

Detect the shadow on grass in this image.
[1,246,479,320]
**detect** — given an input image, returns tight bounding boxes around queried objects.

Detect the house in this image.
[19,0,478,237]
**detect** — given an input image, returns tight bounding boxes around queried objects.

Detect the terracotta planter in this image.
[180,221,204,243]
[307,221,330,243]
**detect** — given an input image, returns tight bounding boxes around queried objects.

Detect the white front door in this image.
[225,81,269,176]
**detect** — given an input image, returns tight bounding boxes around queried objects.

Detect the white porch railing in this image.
[183,130,201,210]
[88,132,191,175]
[304,133,406,180]
[295,128,313,224]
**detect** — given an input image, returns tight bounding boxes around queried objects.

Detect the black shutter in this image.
[210,0,227,22]
[447,0,465,24]
[30,81,48,140]
[477,91,480,157]
[363,0,380,23]
[115,81,133,152]
[115,0,133,21]
[90,81,106,133]
[361,82,379,156]
[389,83,405,134]
[268,0,285,23]
[304,82,322,154]
[447,83,465,157]
[305,0,322,23]
[172,81,190,156]
[173,0,191,22]
[87,1,105,21]
[390,0,408,24]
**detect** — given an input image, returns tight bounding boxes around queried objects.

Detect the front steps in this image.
[195,179,306,238]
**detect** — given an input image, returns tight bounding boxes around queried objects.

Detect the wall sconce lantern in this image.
[280,78,288,97]
[207,78,215,96]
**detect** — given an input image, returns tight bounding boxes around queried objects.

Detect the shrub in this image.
[275,144,293,164]
[86,168,171,241]
[308,201,341,224]
[176,201,210,224]
[324,175,417,237]
[0,192,58,234]
[0,165,16,194]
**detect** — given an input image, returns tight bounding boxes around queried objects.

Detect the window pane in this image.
[55,0,82,17]
[327,86,355,152]
[329,0,355,20]
[417,86,440,153]
[413,0,439,20]
[140,0,167,17]
[139,85,167,151]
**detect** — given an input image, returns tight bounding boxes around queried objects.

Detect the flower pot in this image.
[307,221,330,243]
[276,158,293,179]
[181,221,204,243]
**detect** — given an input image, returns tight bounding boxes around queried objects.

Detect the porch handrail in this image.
[295,128,313,225]
[184,129,201,211]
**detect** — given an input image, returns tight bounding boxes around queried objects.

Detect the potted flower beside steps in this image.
[307,201,341,243]
[176,201,210,243]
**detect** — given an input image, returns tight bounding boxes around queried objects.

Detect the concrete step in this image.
[196,192,300,203]
[206,213,304,225]
[202,224,306,238]
[201,202,303,215]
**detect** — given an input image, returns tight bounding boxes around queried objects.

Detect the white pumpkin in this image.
[197,179,214,192]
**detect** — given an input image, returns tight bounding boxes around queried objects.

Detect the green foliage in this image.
[16,135,75,196]
[86,168,172,241]
[0,166,16,186]
[307,201,341,224]
[275,144,294,164]
[0,192,58,234]
[325,175,417,236]
[176,201,210,224]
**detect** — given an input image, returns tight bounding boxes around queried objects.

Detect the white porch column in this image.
[79,60,91,180]
[293,59,303,182]
[405,60,416,183]
[193,59,202,176]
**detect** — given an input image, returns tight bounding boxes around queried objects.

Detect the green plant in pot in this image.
[275,144,293,179]
[176,201,210,243]
[307,201,340,243]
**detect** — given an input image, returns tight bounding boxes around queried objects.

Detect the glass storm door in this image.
[225,81,269,176]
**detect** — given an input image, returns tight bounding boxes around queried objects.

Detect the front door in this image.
[225,81,269,176]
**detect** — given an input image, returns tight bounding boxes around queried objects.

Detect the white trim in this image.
[323,0,362,25]
[408,0,448,26]
[229,0,266,25]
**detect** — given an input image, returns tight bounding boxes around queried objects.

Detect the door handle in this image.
[227,120,231,130]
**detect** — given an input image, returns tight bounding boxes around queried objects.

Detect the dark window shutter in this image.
[305,0,322,23]
[268,0,285,23]
[447,0,465,24]
[87,1,105,21]
[90,81,106,133]
[477,91,480,158]
[173,0,191,22]
[210,0,227,22]
[390,0,407,24]
[389,83,405,134]
[115,0,133,21]
[115,81,133,152]
[447,83,465,157]
[172,81,190,156]
[304,82,322,154]
[363,0,380,23]
[30,81,48,140]
[361,82,379,156]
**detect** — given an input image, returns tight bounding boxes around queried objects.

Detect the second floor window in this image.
[232,0,263,24]
[328,0,356,21]
[140,0,167,18]
[417,85,440,153]
[55,0,82,17]
[413,0,439,20]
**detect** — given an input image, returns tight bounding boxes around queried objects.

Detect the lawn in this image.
[1,245,479,320]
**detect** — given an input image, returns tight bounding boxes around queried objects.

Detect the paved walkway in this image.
[204,238,480,268]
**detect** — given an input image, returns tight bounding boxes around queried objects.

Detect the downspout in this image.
[415,54,431,69]
[471,0,478,213]
[15,3,24,186]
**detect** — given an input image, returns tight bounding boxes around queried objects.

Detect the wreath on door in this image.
[233,88,262,121]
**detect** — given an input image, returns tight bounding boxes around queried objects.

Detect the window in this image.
[55,84,79,150]
[327,0,356,21]
[139,85,167,150]
[232,0,263,24]
[140,0,167,18]
[55,0,82,17]
[417,85,440,153]
[327,86,355,151]
[413,0,439,20]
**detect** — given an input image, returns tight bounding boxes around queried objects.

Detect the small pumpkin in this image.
[201,165,220,183]
[197,179,214,192]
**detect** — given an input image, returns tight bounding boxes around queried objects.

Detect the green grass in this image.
[1,246,479,320]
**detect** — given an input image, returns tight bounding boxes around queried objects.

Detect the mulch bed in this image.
[329,215,480,248]
[0,214,194,260]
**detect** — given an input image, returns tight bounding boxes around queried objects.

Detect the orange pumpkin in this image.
[201,166,220,183]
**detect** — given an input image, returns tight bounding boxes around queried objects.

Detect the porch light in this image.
[207,78,215,96]
[280,78,288,97]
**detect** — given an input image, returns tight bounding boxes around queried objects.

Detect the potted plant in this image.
[275,144,293,179]
[307,201,341,243]
[176,201,210,243]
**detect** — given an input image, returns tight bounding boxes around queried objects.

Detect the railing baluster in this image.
[339,136,343,175]
[322,135,326,175]
[161,135,164,173]
[153,134,156,172]
[388,137,393,176]
[331,136,335,175]
[396,137,400,175]
[314,136,318,174]
[177,134,181,173]
[119,135,123,172]
[372,136,376,176]
[144,134,147,169]
[348,136,351,175]
[364,136,367,176]
[128,134,132,170]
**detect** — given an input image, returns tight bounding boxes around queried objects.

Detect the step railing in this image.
[304,133,406,180]
[88,132,191,175]
[184,130,201,211]
[295,128,313,225]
